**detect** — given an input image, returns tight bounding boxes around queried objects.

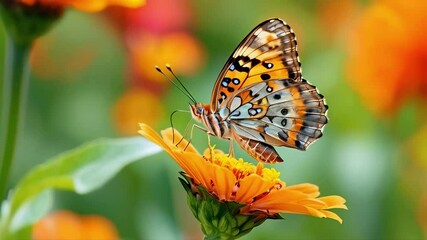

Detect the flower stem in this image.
[0,36,31,200]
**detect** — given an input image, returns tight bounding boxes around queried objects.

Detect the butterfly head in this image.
[190,103,210,122]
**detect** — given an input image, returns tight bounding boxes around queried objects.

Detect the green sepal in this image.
[179,174,267,240]
[0,1,64,45]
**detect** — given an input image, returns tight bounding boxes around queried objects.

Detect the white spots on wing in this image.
[247,107,263,117]
[248,108,257,116]
[221,78,231,87]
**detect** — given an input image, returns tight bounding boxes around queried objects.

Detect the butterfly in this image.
[189,18,328,164]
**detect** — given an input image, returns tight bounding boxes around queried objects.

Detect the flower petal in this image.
[160,127,198,154]
[138,123,174,156]
[248,185,346,223]
[211,164,237,201]
[172,151,212,188]
[318,210,344,224]
[318,196,348,210]
[235,174,277,203]
[285,183,320,198]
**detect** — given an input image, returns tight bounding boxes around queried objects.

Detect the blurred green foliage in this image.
[1,0,425,239]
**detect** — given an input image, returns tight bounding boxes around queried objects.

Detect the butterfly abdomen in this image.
[237,136,283,163]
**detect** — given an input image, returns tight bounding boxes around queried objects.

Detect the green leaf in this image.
[0,136,161,238]
[10,190,53,232]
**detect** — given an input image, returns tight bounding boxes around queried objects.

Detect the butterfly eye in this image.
[197,106,203,114]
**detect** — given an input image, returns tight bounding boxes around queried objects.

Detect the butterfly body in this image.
[190,18,328,164]
[190,103,232,139]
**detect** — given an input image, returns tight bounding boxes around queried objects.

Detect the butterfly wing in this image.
[211,18,301,111]
[218,78,327,162]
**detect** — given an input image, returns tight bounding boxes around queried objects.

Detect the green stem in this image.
[0,36,31,200]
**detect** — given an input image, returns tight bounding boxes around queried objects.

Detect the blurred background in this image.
[1,0,427,239]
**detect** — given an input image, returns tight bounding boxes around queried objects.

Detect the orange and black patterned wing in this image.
[218,78,328,163]
[210,18,301,111]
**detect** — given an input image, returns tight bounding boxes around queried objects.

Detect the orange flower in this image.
[129,31,205,86]
[317,0,360,41]
[19,0,145,12]
[139,123,347,223]
[346,0,427,116]
[113,88,165,135]
[30,36,96,81]
[32,210,119,240]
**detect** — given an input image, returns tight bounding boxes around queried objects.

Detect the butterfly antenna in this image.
[155,65,197,104]
[169,109,190,144]
[165,64,197,104]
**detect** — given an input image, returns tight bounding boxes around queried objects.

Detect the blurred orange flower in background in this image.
[317,0,360,41]
[30,36,97,81]
[32,210,119,240]
[19,0,145,12]
[113,88,165,135]
[129,31,205,85]
[107,0,205,134]
[346,0,427,116]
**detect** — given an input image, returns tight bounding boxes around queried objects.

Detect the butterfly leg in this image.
[190,124,216,157]
[169,109,191,144]
[228,139,235,158]
[182,124,209,151]
[174,117,196,148]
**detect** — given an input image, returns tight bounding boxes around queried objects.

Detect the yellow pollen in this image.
[204,147,281,182]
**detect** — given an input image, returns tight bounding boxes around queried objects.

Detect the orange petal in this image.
[318,196,348,210]
[318,210,344,224]
[235,174,277,203]
[252,188,314,207]
[138,123,175,157]
[172,151,211,188]
[285,183,320,198]
[160,128,198,154]
[211,164,237,201]
[296,199,328,209]
[248,186,346,223]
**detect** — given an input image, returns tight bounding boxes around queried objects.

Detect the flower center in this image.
[204,147,281,183]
